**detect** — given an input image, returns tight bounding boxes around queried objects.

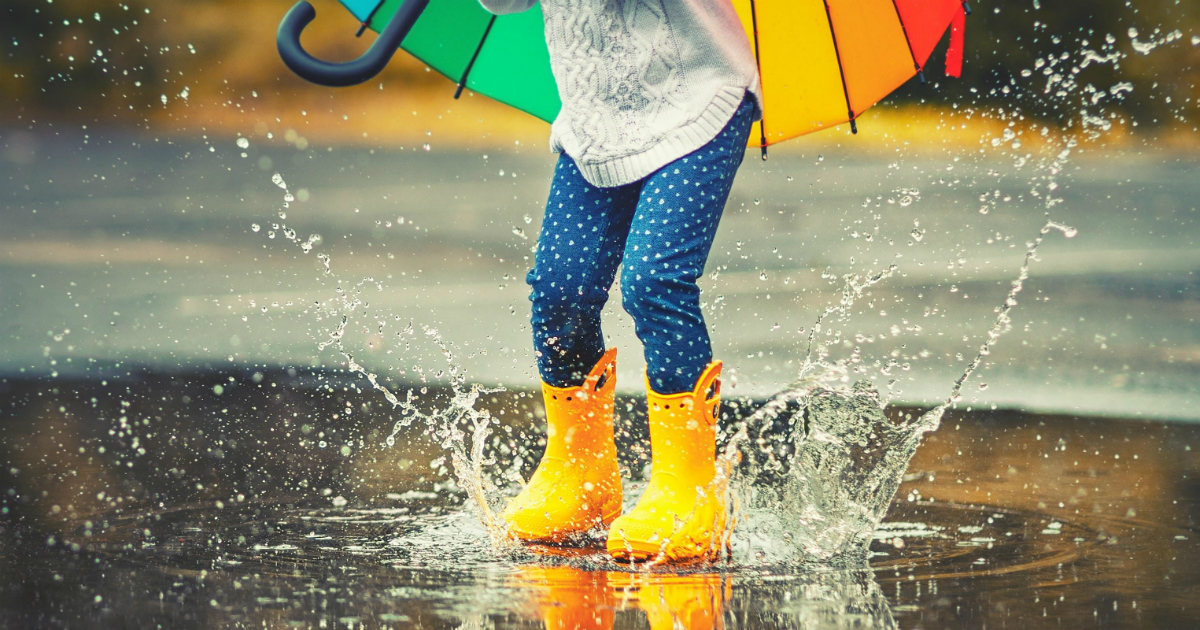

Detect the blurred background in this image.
[3,0,1197,143]
[3,0,1198,419]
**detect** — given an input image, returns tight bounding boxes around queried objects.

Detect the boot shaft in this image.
[540,348,618,462]
[646,362,722,482]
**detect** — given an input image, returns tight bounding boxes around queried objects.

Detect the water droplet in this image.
[250,223,260,232]
[236,137,250,149]
[271,173,287,189]
[1043,222,1078,238]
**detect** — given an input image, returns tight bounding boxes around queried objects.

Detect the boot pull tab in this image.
[693,361,722,423]
[587,348,618,394]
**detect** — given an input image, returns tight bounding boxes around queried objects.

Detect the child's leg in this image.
[528,154,639,387]
[620,96,756,394]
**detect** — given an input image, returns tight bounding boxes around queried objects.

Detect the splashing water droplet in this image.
[1043,221,1078,238]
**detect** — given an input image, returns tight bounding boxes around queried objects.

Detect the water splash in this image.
[244,2,1162,565]
[718,220,1075,566]
[798,265,899,385]
[715,29,1113,557]
[941,221,1076,412]
[256,174,514,546]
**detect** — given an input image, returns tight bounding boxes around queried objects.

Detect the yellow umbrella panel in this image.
[732,0,968,150]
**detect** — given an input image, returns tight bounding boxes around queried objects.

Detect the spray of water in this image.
[703,16,1171,565]
[248,9,1181,567]
[259,175,514,545]
[259,161,1080,568]
[714,218,1074,566]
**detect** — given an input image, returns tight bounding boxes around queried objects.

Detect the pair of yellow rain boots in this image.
[501,349,728,562]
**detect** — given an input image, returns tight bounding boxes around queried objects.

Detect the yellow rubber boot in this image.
[503,348,622,542]
[606,362,727,562]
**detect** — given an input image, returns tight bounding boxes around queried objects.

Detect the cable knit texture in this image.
[477,0,762,188]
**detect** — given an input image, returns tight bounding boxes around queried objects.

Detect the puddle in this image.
[2,374,1197,628]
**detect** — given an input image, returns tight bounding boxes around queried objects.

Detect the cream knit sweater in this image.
[477,0,763,187]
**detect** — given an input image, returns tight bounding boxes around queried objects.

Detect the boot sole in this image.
[507,506,623,545]
[606,517,731,563]
[606,533,725,563]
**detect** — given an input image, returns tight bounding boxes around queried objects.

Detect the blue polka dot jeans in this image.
[527,94,755,394]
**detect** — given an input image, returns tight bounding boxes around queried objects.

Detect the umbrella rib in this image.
[748,0,767,160]
[821,0,857,134]
[888,0,925,83]
[455,15,498,99]
[355,0,388,37]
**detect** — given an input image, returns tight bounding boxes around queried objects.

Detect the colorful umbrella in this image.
[278,0,968,154]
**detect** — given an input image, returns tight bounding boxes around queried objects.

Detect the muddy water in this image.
[2,371,1196,629]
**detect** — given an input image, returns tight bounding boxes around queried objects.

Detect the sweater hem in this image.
[559,85,754,188]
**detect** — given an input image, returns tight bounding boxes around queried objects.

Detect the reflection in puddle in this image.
[511,565,894,630]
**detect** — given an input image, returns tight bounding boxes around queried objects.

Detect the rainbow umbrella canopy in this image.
[278,0,968,151]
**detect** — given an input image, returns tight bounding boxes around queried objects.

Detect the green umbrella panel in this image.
[347,0,561,122]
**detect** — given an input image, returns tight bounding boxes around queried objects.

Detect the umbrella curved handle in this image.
[277,0,431,87]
